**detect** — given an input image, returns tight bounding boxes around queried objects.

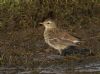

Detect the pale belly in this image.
[44,31,75,50]
[48,42,68,50]
[44,38,75,50]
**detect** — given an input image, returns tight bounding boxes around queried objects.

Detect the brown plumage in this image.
[40,19,80,55]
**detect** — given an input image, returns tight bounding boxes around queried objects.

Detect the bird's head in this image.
[39,19,57,29]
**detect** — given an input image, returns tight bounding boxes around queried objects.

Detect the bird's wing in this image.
[48,37,74,46]
[47,29,80,44]
[56,30,80,43]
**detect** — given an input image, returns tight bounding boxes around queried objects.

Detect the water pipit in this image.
[40,19,80,55]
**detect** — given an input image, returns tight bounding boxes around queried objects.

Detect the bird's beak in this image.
[39,22,43,25]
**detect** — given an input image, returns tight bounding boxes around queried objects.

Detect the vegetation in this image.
[0,0,99,30]
[0,0,100,73]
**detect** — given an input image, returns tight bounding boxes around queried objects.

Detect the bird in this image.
[40,19,80,56]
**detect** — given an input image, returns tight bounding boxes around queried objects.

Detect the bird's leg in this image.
[58,49,62,55]
[58,49,66,56]
[61,49,67,56]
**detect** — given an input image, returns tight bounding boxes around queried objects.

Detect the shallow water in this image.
[0,54,100,74]
[35,54,100,74]
[75,62,100,72]
[37,61,100,74]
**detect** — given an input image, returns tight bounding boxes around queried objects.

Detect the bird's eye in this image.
[47,22,50,24]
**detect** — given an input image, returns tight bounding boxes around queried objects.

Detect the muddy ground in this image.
[0,0,100,74]
[0,26,100,74]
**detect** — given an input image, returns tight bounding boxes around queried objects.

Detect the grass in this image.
[0,0,99,30]
[0,0,100,70]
